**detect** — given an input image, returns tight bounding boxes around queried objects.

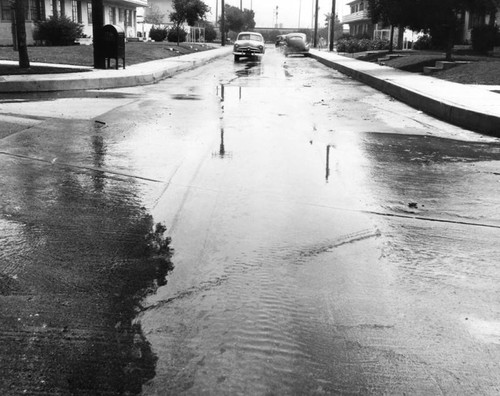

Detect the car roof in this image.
[238,32,263,37]
[286,32,306,38]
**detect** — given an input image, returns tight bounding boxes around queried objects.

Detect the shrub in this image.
[198,22,217,42]
[413,34,433,50]
[336,37,390,53]
[34,16,83,46]
[471,25,499,53]
[149,26,168,42]
[168,27,187,43]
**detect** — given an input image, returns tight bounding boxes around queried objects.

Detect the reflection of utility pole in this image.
[219,128,226,157]
[329,0,336,51]
[325,144,331,182]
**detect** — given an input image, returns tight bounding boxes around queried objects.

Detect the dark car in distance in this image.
[283,33,310,57]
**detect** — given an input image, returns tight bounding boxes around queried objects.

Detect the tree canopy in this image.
[170,0,210,44]
[368,0,500,31]
[170,0,210,28]
[220,5,256,33]
[367,0,500,59]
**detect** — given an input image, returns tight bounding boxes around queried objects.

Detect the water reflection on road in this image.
[135,51,500,394]
[1,48,499,394]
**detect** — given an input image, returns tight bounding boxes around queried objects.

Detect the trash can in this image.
[102,24,125,69]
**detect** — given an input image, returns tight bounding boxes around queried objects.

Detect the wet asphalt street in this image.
[1,48,500,395]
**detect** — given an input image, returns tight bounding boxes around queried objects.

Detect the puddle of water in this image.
[465,317,500,344]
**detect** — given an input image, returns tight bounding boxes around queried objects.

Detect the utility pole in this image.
[215,0,218,27]
[92,0,105,68]
[221,0,225,46]
[13,0,30,68]
[240,0,242,10]
[298,0,301,28]
[329,0,336,51]
[313,0,319,47]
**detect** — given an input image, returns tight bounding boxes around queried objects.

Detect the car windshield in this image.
[288,35,305,41]
[238,34,262,42]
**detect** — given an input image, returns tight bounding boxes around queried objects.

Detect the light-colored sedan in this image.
[233,32,265,62]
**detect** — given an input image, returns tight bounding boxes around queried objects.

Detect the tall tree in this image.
[170,0,210,45]
[242,8,255,30]
[220,5,255,34]
[223,5,244,33]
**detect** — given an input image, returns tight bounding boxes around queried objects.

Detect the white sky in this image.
[203,0,349,29]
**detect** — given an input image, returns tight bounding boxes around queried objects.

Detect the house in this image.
[342,0,373,38]
[342,0,500,47]
[136,0,173,40]
[0,0,147,46]
[459,9,500,43]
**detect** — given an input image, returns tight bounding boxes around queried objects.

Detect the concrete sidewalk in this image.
[0,46,233,93]
[1,46,499,136]
[310,50,500,137]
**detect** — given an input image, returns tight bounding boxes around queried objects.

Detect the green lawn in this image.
[0,41,216,75]
[355,50,500,85]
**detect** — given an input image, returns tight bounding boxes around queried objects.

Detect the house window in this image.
[359,2,364,11]
[87,2,92,24]
[118,8,123,22]
[109,7,116,24]
[50,0,62,16]
[72,0,82,22]
[30,0,45,21]
[1,0,12,21]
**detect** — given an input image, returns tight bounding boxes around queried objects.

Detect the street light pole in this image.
[329,0,336,51]
[313,0,319,47]
[298,0,301,28]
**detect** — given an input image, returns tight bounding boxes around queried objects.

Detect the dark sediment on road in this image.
[0,154,173,395]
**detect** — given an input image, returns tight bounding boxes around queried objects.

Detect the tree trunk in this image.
[445,27,454,61]
[14,0,30,68]
[52,0,58,17]
[389,25,394,53]
[397,26,404,50]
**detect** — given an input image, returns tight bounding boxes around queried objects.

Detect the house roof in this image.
[346,0,365,6]
[107,0,148,8]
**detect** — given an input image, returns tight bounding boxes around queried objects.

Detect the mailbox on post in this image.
[102,24,125,69]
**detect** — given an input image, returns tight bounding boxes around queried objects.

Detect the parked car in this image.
[283,33,310,57]
[275,34,286,49]
[233,32,265,62]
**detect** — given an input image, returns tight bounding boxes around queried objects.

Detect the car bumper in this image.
[233,51,264,56]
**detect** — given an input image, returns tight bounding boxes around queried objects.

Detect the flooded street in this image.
[1,48,500,394]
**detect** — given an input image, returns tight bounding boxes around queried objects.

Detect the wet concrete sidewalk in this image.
[0,46,233,92]
[309,50,500,136]
[1,46,499,136]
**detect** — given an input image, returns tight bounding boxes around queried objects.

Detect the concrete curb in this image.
[0,46,233,93]
[309,52,500,137]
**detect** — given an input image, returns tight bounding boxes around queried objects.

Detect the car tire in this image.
[234,55,240,62]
